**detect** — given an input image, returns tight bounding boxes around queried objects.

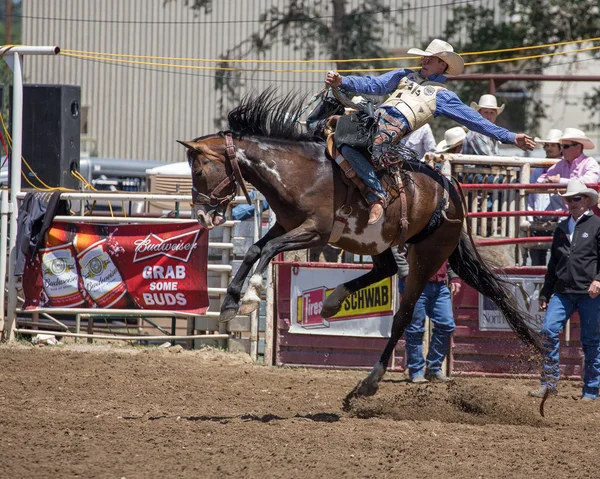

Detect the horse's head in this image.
[178,133,246,230]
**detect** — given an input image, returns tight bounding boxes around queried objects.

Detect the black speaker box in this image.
[10,84,81,189]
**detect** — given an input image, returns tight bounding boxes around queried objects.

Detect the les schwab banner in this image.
[22,221,209,314]
[290,266,395,337]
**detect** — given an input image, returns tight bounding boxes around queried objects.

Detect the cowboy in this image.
[325,39,535,225]
[461,94,505,156]
[436,126,466,155]
[538,128,600,187]
[529,179,600,401]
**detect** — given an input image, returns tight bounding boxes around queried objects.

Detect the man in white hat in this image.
[436,126,466,154]
[325,39,535,225]
[538,128,599,186]
[529,179,600,401]
[461,94,505,156]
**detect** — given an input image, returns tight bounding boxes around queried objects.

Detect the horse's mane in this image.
[226,88,318,142]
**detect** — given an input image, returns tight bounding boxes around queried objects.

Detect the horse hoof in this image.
[219,308,239,323]
[321,304,340,319]
[321,285,350,318]
[239,301,259,315]
[342,379,379,411]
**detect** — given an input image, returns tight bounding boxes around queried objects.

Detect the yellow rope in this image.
[70,169,116,218]
[61,43,600,73]
[60,36,600,64]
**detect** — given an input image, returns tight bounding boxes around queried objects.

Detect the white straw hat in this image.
[407,39,465,76]
[470,94,505,115]
[535,129,563,144]
[436,127,466,153]
[559,179,598,204]
[559,127,595,150]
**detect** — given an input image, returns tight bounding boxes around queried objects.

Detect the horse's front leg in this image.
[321,248,397,318]
[220,223,285,322]
[239,222,327,315]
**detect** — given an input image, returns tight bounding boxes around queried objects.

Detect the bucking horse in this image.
[178,89,545,409]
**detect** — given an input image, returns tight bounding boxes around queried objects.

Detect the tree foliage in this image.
[166,0,405,125]
[441,0,600,136]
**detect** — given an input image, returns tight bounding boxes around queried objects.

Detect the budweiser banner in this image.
[289,265,395,337]
[22,221,209,314]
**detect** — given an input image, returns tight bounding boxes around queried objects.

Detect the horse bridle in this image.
[191,133,252,210]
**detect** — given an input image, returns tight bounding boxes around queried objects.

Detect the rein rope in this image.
[192,133,252,208]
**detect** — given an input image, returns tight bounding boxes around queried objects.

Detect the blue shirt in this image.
[340,69,516,145]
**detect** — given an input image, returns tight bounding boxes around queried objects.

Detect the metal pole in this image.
[3,51,23,340]
[1,46,60,341]
[249,192,261,361]
[0,189,8,330]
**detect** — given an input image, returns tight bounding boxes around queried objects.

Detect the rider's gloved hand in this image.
[325,70,342,88]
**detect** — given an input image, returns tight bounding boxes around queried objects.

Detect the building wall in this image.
[22,0,499,161]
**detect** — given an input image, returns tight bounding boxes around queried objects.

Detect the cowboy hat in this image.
[559,179,598,204]
[535,129,563,144]
[470,94,505,115]
[436,127,466,153]
[559,127,595,150]
[407,39,465,76]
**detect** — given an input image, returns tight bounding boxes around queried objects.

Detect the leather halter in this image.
[192,133,252,207]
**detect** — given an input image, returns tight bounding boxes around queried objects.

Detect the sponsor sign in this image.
[22,221,209,314]
[478,275,544,331]
[290,266,395,337]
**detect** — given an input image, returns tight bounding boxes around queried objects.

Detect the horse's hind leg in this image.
[220,223,285,322]
[321,248,398,318]
[347,223,462,402]
[238,222,328,315]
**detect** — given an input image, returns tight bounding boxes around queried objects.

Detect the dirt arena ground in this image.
[1,342,599,479]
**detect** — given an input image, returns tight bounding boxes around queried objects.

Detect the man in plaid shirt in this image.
[461,94,504,156]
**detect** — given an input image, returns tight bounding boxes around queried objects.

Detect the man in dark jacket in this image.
[529,179,600,401]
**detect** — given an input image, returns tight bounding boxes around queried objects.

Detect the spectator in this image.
[393,246,461,383]
[461,94,505,156]
[401,124,437,161]
[527,129,563,266]
[435,126,466,154]
[537,127,599,191]
[528,179,600,401]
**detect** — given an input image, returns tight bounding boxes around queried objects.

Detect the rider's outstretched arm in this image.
[436,90,535,151]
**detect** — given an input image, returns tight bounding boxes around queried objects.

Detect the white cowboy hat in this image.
[436,127,466,153]
[407,39,465,76]
[559,127,595,150]
[535,129,563,144]
[559,179,598,204]
[470,94,505,115]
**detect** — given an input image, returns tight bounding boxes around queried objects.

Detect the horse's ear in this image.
[176,140,199,151]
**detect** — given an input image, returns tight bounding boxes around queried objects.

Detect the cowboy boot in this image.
[368,200,384,224]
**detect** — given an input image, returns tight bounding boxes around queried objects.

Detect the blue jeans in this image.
[340,145,385,204]
[399,279,456,379]
[540,293,600,398]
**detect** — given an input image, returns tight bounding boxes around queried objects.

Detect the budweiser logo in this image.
[133,230,199,263]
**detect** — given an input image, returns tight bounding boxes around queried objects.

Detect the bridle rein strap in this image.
[192,133,253,207]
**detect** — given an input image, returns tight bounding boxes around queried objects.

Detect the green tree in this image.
[440,0,600,137]
[167,0,407,125]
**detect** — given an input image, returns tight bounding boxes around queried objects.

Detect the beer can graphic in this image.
[40,243,87,308]
[298,286,330,329]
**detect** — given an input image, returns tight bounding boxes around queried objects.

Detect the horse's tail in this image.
[448,231,545,356]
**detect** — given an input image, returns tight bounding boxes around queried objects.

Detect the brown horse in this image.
[179,90,544,400]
